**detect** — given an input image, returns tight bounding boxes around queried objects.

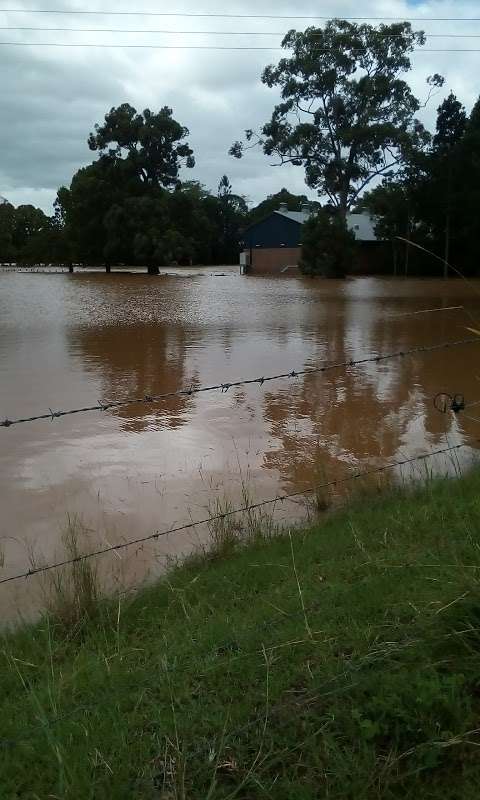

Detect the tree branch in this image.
[349,161,399,204]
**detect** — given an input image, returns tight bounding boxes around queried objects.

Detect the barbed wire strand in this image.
[2,394,478,749]
[0,441,472,587]
[388,305,464,318]
[2,336,478,429]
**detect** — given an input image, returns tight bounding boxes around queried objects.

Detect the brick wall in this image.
[250,247,301,274]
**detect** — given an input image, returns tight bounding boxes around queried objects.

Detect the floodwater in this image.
[1,268,480,624]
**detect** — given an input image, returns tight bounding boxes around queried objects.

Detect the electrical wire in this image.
[0,42,479,51]
[0,10,480,22]
[2,27,480,38]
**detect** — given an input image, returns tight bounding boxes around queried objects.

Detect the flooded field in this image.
[1,268,479,623]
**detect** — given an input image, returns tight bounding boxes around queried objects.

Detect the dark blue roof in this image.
[242,212,303,249]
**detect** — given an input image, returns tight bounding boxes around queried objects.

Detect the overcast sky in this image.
[0,0,479,212]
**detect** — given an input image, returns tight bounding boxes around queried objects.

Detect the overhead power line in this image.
[2,337,478,429]
[0,42,478,51]
[0,9,480,22]
[1,27,480,38]
[0,442,471,587]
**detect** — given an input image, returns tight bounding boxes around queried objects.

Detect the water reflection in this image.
[1,271,479,624]
[71,323,197,432]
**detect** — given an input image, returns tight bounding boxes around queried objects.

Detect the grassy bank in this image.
[3,471,480,799]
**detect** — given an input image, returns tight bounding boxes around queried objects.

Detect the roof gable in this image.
[242,208,380,243]
[273,209,310,225]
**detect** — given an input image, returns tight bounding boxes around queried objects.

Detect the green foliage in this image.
[232,19,437,213]
[361,91,480,276]
[434,92,467,151]
[247,187,320,226]
[216,174,248,263]
[88,103,195,189]
[300,210,356,277]
[0,201,67,264]
[0,200,15,261]
[3,471,480,796]
[54,103,248,267]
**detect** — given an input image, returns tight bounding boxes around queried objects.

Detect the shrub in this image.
[300,210,356,277]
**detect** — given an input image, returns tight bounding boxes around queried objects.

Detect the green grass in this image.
[3,470,480,798]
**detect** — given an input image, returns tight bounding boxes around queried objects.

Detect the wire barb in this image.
[2,338,479,429]
[0,441,473,588]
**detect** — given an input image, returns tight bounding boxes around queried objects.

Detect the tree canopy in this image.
[246,188,320,226]
[88,104,195,188]
[4,33,480,278]
[54,105,247,267]
[300,211,355,278]
[361,91,478,276]
[54,103,249,267]
[231,20,441,215]
[0,201,66,265]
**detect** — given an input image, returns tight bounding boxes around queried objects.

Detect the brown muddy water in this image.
[1,268,480,624]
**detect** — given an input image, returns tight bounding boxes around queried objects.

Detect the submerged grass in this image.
[3,470,480,797]
[42,513,100,631]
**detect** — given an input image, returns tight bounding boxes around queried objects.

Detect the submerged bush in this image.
[300,210,356,277]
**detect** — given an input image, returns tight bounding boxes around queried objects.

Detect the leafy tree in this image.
[433,92,467,151]
[20,215,68,265]
[12,205,48,252]
[231,20,441,217]
[55,157,132,264]
[216,175,248,263]
[0,201,15,262]
[362,92,468,276]
[247,188,320,225]
[300,210,355,277]
[88,104,195,188]
[455,96,480,272]
[360,182,416,274]
[423,93,466,273]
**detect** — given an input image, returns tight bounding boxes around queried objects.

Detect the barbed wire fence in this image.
[1,336,479,428]
[1,328,480,763]
[0,441,473,587]
[0,334,479,586]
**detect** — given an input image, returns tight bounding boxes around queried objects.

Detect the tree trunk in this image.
[338,200,348,224]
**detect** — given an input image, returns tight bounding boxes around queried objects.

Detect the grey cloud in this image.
[0,0,479,212]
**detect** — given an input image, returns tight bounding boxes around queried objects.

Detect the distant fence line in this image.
[2,336,479,429]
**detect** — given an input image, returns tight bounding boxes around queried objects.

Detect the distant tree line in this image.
[0,101,317,269]
[3,18,480,276]
[0,201,65,265]
[360,93,480,277]
[0,104,251,268]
